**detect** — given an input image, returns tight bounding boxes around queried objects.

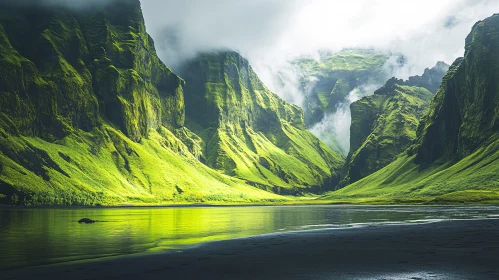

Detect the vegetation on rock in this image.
[293,49,389,152]
[322,14,499,204]
[0,1,284,205]
[341,62,449,185]
[181,52,344,194]
[0,0,345,205]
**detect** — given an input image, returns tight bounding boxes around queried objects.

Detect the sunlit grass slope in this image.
[182,52,344,194]
[322,14,499,204]
[0,123,283,206]
[0,1,282,205]
[341,82,433,185]
[322,136,499,204]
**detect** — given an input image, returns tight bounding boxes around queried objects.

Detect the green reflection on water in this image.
[0,206,327,270]
[1,205,498,271]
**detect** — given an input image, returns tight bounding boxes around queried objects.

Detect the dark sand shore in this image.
[4,219,499,280]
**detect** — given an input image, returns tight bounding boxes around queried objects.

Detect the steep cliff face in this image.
[414,15,499,164]
[0,1,281,205]
[342,83,433,185]
[181,52,344,194]
[0,0,184,142]
[323,14,499,203]
[405,61,450,94]
[341,63,449,185]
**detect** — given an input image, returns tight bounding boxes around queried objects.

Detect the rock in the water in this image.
[78,218,96,224]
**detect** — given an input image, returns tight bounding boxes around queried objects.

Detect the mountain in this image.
[0,0,282,205]
[180,52,344,194]
[293,49,390,154]
[341,62,449,185]
[405,61,450,94]
[323,14,499,203]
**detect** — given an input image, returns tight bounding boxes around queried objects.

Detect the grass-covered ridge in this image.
[181,52,344,194]
[341,82,433,185]
[0,124,282,206]
[294,49,389,75]
[0,1,184,142]
[341,62,449,186]
[0,1,283,205]
[322,14,499,204]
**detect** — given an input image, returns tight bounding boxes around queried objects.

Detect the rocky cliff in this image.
[341,62,449,185]
[323,14,499,203]
[0,1,282,205]
[181,52,344,194]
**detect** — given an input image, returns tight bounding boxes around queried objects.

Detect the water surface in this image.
[1,205,498,271]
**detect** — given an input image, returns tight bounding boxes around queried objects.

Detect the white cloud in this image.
[139,0,499,154]
[141,0,499,76]
[310,84,383,156]
[140,0,499,154]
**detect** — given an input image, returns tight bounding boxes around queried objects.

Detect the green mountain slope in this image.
[342,82,433,185]
[294,49,390,126]
[293,49,389,154]
[181,52,344,194]
[323,14,499,203]
[0,1,281,205]
[341,62,449,185]
[293,49,389,156]
[404,61,450,94]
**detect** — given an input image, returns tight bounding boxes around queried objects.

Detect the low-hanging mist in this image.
[141,0,499,77]
[310,84,383,156]
[139,0,499,155]
[8,1,498,156]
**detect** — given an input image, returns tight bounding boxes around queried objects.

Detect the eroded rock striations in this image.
[0,0,343,205]
[341,62,449,185]
[181,52,344,194]
[324,14,499,203]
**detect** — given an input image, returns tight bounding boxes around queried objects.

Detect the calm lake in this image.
[1,205,499,271]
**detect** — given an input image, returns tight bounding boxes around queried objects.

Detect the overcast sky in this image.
[24,0,499,81]
[141,0,499,78]
[22,0,499,153]
[139,0,499,154]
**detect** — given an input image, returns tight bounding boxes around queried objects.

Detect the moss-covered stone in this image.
[0,1,282,205]
[341,62,449,186]
[0,0,184,142]
[414,14,499,163]
[322,14,499,203]
[181,52,344,194]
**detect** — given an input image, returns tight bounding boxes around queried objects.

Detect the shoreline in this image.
[4,219,499,280]
[1,201,499,209]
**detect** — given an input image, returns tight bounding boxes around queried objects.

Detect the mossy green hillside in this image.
[341,62,449,186]
[293,49,389,128]
[0,124,282,206]
[342,82,433,185]
[182,52,344,194]
[0,0,184,142]
[0,1,281,205]
[323,14,499,203]
[322,137,499,204]
[414,15,499,164]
